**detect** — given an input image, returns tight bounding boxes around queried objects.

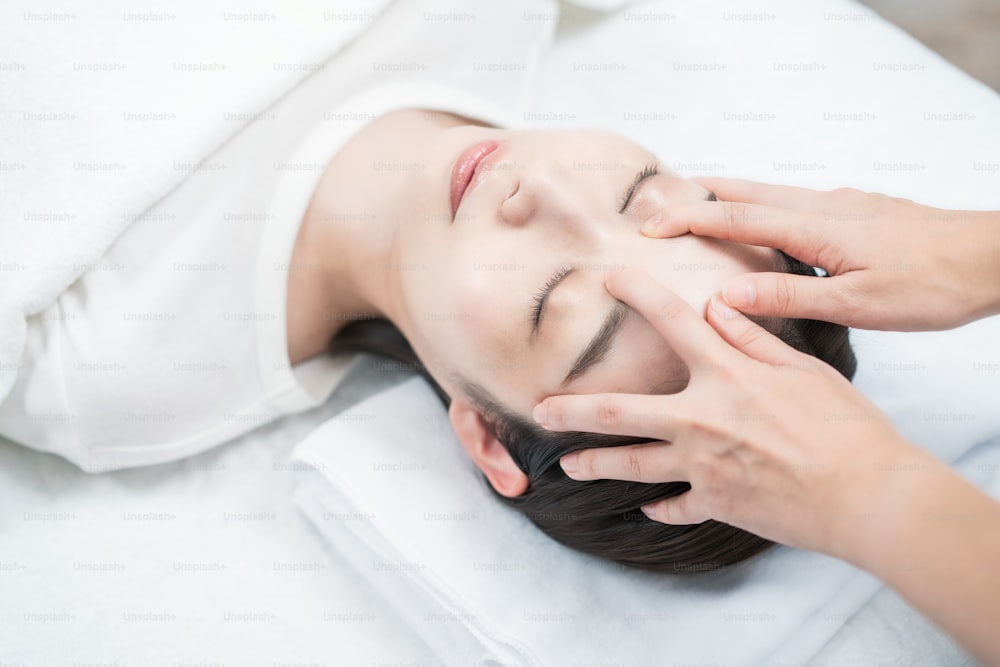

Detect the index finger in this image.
[643,199,824,268]
[692,177,847,211]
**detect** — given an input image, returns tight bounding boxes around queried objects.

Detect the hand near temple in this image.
[641,178,1000,331]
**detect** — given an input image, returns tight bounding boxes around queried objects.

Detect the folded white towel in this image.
[290,316,1000,666]
[0,0,393,403]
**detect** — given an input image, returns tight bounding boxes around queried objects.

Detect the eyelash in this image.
[532,266,572,327]
[618,162,659,213]
[530,162,659,329]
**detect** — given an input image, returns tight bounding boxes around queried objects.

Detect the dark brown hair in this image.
[331,252,856,574]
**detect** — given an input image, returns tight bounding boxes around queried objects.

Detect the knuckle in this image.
[597,398,625,430]
[871,192,892,203]
[734,322,770,350]
[720,202,750,236]
[544,402,564,429]
[830,278,868,322]
[625,449,644,480]
[831,186,863,199]
[652,294,688,328]
[773,276,797,315]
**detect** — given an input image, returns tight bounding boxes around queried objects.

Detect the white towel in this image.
[0,0,392,403]
[290,315,1000,666]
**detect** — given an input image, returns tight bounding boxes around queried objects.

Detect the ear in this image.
[448,398,529,498]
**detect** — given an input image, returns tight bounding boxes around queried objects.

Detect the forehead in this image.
[530,127,648,155]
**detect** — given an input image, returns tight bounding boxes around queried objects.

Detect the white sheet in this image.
[0,359,439,664]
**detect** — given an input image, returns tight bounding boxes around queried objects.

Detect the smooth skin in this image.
[532,179,1000,665]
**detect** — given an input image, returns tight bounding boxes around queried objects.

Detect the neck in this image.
[286,108,473,365]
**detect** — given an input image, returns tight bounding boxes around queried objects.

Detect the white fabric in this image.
[0,0,553,471]
[537,0,1000,211]
[0,108,363,468]
[0,0,390,404]
[0,357,444,666]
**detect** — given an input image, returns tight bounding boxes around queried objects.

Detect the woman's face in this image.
[389,124,781,418]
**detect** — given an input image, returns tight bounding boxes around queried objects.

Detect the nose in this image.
[498,168,591,233]
[498,177,532,227]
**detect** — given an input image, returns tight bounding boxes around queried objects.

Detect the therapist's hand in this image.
[532,268,938,565]
[641,178,1000,331]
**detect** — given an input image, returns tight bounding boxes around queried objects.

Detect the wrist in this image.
[829,436,946,571]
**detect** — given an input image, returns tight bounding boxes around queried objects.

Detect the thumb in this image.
[640,211,691,238]
[722,272,840,321]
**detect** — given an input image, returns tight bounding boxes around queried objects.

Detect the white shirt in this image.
[0,80,517,472]
[0,0,551,471]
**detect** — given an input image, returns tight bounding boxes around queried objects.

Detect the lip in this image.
[450,140,500,218]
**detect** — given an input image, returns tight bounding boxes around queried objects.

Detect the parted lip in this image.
[450,140,500,218]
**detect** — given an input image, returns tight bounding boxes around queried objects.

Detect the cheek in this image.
[453,265,524,362]
[414,248,526,373]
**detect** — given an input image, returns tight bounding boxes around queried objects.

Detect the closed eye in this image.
[531,265,573,333]
[618,162,659,213]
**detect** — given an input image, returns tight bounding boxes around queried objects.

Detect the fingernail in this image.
[559,452,578,476]
[640,504,657,519]
[532,402,548,426]
[710,295,740,320]
[640,213,663,236]
[723,279,756,308]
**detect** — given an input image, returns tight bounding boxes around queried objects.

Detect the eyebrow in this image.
[559,300,629,387]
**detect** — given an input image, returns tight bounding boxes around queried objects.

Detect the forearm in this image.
[852,450,1000,664]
